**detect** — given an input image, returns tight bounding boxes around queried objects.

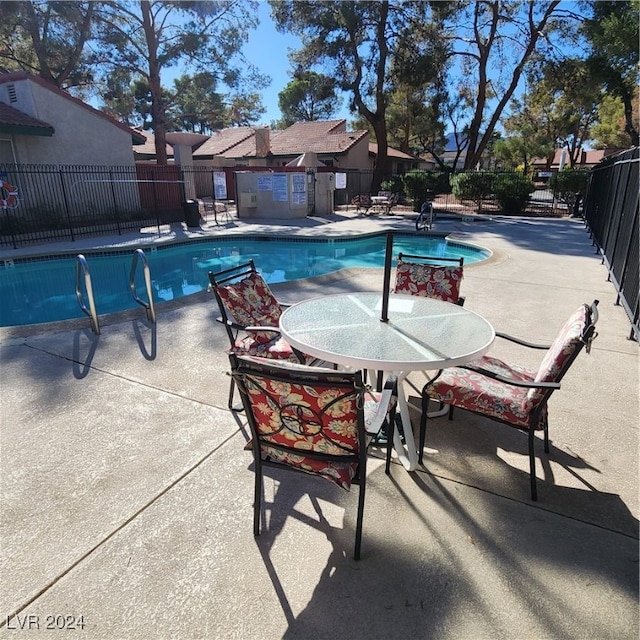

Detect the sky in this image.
[228,1,352,125]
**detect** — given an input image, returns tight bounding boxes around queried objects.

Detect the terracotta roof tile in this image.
[194,127,256,156]
[369,142,418,160]
[214,120,368,159]
[132,129,172,157]
[0,101,54,135]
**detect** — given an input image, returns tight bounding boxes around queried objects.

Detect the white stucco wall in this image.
[2,78,136,167]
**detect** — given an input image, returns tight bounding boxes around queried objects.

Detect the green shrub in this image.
[400,170,451,209]
[550,169,589,207]
[380,175,403,195]
[450,172,494,212]
[492,172,535,214]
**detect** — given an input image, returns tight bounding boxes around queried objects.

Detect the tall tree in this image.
[582,0,639,146]
[270,0,448,191]
[93,0,264,164]
[278,70,340,126]
[522,58,601,167]
[0,0,99,88]
[170,73,226,134]
[440,1,576,170]
[591,94,636,150]
[226,92,266,126]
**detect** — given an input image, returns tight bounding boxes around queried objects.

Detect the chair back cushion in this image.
[216,271,282,344]
[234,357,364,489]
[524,304,590,411]
[395,259,463,303]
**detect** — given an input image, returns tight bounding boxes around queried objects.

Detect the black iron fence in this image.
[583,147,639,341]
[0,163,243,248]
[0,162,591,249]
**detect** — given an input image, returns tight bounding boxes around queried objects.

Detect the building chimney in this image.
[255,127,270,158]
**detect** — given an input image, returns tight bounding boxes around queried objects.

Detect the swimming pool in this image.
[0,232,490,327]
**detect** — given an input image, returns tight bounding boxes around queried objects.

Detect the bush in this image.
[450,172,494,212]
[380,175,403,195]
[550,169,589,207]
[401,170,452,209]
[492,172,535,214]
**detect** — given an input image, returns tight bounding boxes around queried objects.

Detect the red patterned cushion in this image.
[426,355,547,430]
[242,374,389,489]
[525,305,589,411]
[395,260,463,303]
[231,334,300,362]
[217,272,283,344]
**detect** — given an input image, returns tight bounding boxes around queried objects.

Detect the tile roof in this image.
[369,143,418,160]
[531,147,623,167]
[212,120,369,159]
[132,129,172,157]
[0,71,145,144]
[193,127,256,156]
[0,101,54,136]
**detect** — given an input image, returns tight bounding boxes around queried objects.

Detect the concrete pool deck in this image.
[1,210,638,639]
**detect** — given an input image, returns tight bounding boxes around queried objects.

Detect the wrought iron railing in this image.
[583,147,639,341]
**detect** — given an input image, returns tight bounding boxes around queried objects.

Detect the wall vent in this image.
[7,84,17,103]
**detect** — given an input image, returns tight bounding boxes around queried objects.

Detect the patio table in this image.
[369,195,390,214]
[279,292,495,470]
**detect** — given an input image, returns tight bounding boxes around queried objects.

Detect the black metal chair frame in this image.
[209,260,309,409]
[229,353,397,560]
[351,193,372,214]
[419,300,599,501]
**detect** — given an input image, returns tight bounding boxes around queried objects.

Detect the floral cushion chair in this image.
[394,253,465,305]
[229,353,398,560]
[419,301,599,501]
[209,260,316,409]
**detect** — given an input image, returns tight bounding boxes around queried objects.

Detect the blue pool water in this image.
[0,233,490,327]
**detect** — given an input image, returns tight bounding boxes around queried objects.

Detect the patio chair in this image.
[229,353,398,560]
[351,193,372,214]
[419,300,599,501]
[384,191,400,214]
[394,253,465,306]
[209,260,317,409]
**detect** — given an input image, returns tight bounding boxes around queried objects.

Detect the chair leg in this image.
[354,475,366,561]
[419,393,430,465]
[228,377,236,410]
[543,422,550,453]
[253,465,263,536]
[385,409,396,474]
[528,429,538,501]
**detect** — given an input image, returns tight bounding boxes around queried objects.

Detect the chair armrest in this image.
[215,315,281,336]
[458,365,561,390]
[365,377,398,435]
[245,325,281,334]
[495,331,551,350]
[215,316,242,330]
[215,316,254,332]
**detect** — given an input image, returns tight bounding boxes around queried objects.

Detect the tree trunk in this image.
[141,1,167,165]
[622,91,640,147]
[463,1,560,170]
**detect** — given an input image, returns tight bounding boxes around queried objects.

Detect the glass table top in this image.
[280,292,495,371]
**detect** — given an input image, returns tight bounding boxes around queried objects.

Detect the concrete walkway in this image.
[1,211,638,639]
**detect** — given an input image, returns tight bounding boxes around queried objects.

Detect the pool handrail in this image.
[129,249,156,324]
[75,254,100,335]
